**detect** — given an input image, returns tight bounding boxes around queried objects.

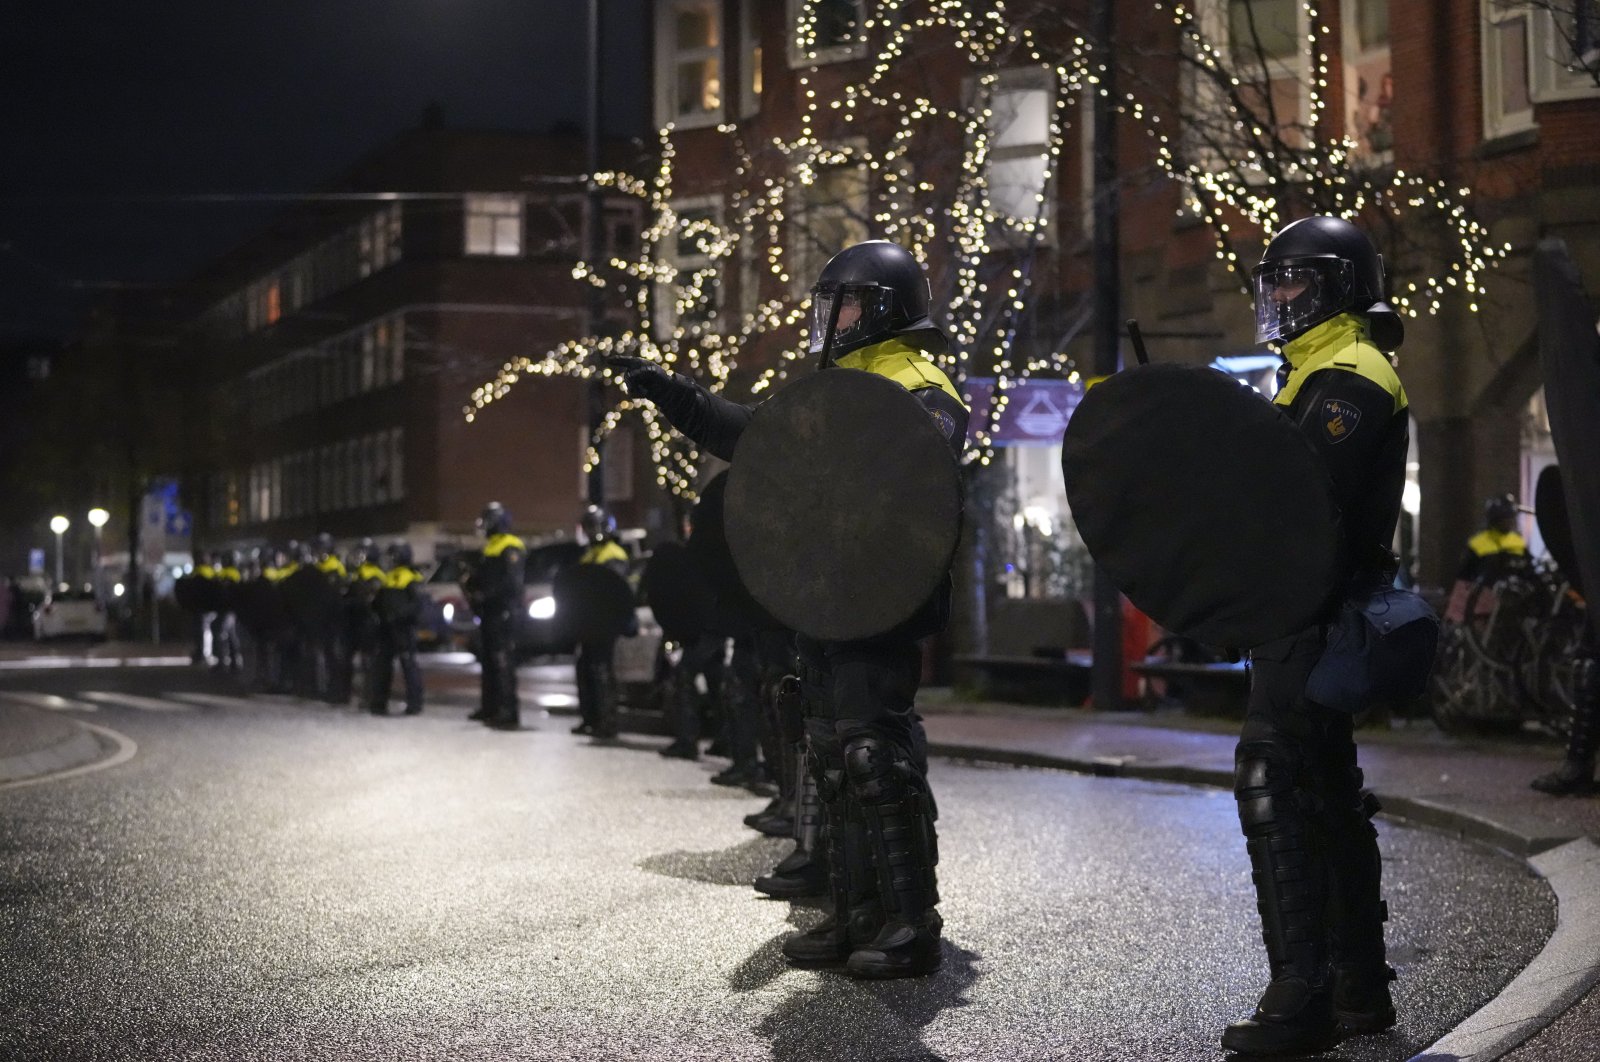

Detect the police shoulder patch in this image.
[928,407,957,440]
[1321,398,1360,444]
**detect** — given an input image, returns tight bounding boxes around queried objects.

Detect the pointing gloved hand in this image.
[606,355,674,401]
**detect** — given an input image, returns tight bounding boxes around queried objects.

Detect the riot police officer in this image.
[612,239,967,979]
[465,502,524,729]
[211,551,244,672]
[190,552,219,665]
[1220,216,1412,1055]
[346,538,385,706]
[573,505,629,739]
[1457,494,1530,583]
[369,541,425,716]
[299,532,349,702]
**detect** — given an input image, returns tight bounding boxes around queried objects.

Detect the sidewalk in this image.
[0,640,190,669]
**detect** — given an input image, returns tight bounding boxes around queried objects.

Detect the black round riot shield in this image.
[641,541,716,643]
[173,575,221,614]
[1061,363,1342,648]
[283,566,342,636]
[1537,464,1585,599]
[724,368,963,642]
[688,472,781,636]
[553,563,636,642]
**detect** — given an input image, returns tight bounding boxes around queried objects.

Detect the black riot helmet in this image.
[808,240,948,367]
[385,540,414,568]
[579,504,617,545]
[477,501,511,537]
[220,550,239,569]
[351,537,376,566]
[313,532,336,558]
[1251,215,1404,351]
[1485,494,1519,530]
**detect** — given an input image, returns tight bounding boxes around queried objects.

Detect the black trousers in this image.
[1240,625,1386,974]
[370,624,422,712]
[796,634,927,770]
[575,636,618,730]
[670,633,724,746]
[479,613,519,722]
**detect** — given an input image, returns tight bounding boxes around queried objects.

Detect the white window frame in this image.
[787,0,869,67]
[976,67,1059,247]
[655,0,725,129]
[1483,1,1539,139]
[464,194,524,257]
[657,195,723,336]
[1530,1,1600,102]
[1183,0,1314,167]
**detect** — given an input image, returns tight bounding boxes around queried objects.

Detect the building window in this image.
[789,158,869,298]
[1343,0,1394,166]
[359,203,403,276]
[387,428,405,501]
[740,0,764,118]
[788,0,869,65]
[1529,0,1600,102]
[465,194,524,256]
[981,69,1057,242]
[1484,1,1537,138]
[656,0,724,127]
[388,315,406,384]
[1184,0,1313,165]
[658,199,723,334]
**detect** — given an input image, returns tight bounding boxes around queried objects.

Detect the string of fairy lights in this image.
[466,0,1507,499]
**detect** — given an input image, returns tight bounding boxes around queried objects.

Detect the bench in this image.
[1132,659,1250,716]
[954,650,1093,706]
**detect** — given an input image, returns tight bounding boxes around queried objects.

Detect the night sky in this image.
[0,0,649,343]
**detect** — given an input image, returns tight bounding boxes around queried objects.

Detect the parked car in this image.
[33,586,108,641]
[420,539,663,692]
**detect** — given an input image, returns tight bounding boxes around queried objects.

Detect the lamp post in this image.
[88,508,110,595]
[49,515,70,588]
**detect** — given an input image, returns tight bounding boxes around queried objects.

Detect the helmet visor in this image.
[807,284,895,357]
[1251,258,1353,344]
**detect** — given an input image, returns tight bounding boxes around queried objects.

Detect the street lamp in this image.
[49,514,70,587]
[88,508,110,594]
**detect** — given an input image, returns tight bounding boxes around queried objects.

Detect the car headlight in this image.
[442,603,455,622]
[528,596,557,620]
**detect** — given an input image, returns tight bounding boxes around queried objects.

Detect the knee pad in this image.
[843,734,917,806]
[1234,742,1301,834]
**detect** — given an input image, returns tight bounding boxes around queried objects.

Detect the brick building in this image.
[647,0,1600,593]
[186,124,651,560]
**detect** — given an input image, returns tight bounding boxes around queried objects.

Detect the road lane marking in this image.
[80,691,191,713]
[166,692,256,709]
[0,719,138,791]
[0,691,99,712]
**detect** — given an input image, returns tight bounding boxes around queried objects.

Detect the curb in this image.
[926,740,1599,1062]
[0,719,127,789]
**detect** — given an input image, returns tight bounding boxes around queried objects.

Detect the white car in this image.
[33,587,108,641]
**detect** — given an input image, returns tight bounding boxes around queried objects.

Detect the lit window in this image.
[656,0,723,127]
[740,0,764,118]
[1528,0,1600,104]
[788,0,868,65]
[982,71,1056,239]
[464,194,524,256]
[1343,0,1394,166]
[1183,0,1312,166]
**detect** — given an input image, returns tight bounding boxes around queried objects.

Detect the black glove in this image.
[607,356,675,401]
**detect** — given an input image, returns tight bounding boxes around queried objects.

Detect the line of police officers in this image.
[186,533,425,716]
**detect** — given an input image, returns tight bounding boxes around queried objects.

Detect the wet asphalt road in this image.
[0,666,1556,1061]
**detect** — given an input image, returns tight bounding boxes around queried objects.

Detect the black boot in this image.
[1535,654,1600,795]
[659,740,698,760]
[1531,757,1598,795]
[782,788,881,964]
[1222,752,1338,1056]
[1326,789,1397,1036]
[843,736,942,979]
[758,762,827,896]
